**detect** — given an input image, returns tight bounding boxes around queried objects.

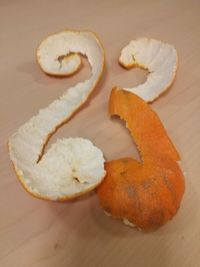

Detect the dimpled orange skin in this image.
[97,88,185,231]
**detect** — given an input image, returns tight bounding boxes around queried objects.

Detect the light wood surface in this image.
[1,0,200,266]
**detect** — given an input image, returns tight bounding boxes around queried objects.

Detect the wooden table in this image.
[1,0,200,266]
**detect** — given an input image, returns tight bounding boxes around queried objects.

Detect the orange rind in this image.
[9,30,106,201]
[119,38,178,102]
[97,88,185,231]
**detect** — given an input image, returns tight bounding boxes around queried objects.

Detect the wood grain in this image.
[0,0,200,266]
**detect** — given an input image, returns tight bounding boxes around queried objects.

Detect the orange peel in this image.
[119,38,178,102]
[97,88,185,231]
[9,30,106,201]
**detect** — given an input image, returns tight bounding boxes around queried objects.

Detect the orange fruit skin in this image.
[97,88,185,231]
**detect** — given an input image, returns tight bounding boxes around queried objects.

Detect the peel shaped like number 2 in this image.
[97,38,184,231]
[98,88,185,230]
[9,30,106,201]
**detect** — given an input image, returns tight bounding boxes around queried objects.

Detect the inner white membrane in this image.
[9,31,105,200]
[119,38,178,102]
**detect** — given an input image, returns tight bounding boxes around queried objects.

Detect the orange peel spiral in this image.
[9,30,106,201]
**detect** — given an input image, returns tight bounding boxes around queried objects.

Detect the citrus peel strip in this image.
[119,38,178,102]
[9,30,106,201]
[97,88,185,231]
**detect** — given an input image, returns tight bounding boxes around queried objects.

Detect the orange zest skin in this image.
[97,88,185,231]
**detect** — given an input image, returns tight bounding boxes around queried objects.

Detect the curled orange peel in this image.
[119,38,178,102]
[9,30,106,201]
[97,88,185,231]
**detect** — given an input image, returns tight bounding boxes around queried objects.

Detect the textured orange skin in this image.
[97,88,185,231]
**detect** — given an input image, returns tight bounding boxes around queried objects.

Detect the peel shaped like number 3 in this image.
[9,31,106,201]
[97,39,185,231]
